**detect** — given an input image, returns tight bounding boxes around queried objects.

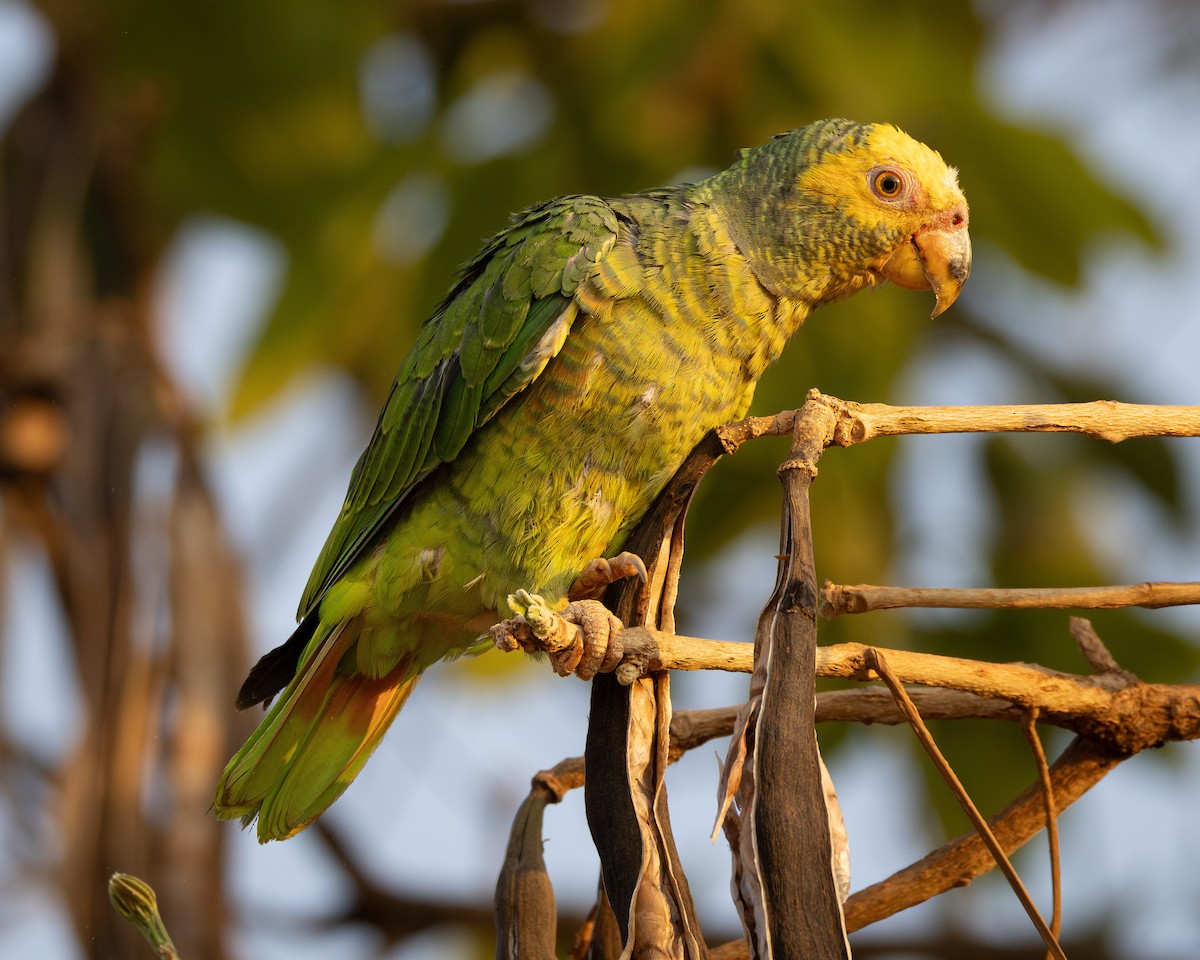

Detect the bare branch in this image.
[1069,616,1137,681]
[810,393,1200,445]
[536,689,1026,800]
[1020,710,1063,957]
[842,735,1123,931]
[491,394,1200,957]
[499,613,1200,752]
[717,735,1131,956]
[865,649,1067,960]
[822,580,1200,618]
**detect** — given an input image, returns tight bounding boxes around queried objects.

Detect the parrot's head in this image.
[703,118,971,317]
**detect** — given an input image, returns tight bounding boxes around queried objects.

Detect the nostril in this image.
[951,212,964,226]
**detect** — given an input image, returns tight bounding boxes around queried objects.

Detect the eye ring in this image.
[870,168,906,200]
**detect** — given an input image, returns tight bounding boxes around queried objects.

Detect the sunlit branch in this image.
[822,580,1200,618]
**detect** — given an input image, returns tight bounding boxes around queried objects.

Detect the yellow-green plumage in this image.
[215,118,971,841]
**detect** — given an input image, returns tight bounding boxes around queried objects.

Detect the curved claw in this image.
[568,551,649,600]
[608,551,648,583]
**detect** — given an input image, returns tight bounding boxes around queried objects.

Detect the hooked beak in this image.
[881,223,972,318]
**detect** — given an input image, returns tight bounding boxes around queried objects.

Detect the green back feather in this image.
[297,196,620,618]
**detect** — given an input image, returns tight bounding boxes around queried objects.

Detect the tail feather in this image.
[236,613,319,709]
[215,618,420,841]
[216,619,352,815]
[257,667,418,840]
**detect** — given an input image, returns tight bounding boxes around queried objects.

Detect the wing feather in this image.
[296,195,624,617]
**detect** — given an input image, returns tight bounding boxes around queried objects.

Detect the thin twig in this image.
[1021,710,1063,957]
[1069,616,1138,683]
[812,393,1200,445]
[865,649,1068,960]
[538,689,1030,800]
[669,688,1021,758]
[842,736,1124,933]
[821,580,1200,619]
[720,394,1200,449]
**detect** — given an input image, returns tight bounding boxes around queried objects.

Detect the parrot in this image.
[214,117,970,841]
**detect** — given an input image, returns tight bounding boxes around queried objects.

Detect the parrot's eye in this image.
[870,168,906,200]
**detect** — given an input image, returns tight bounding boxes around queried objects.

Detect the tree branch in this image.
[812,393,1200,444]
[822,580,1200,618]
[502,620,1200,751]
[864,648,1067,960]
[491,394,1200,957]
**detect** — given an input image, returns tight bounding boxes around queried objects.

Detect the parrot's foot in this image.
[567,551,648,601]
[493,590,630,681]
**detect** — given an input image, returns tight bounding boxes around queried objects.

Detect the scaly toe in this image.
[562,599,624,680]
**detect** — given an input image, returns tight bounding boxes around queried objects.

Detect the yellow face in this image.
[796,123,971,316]
[798,125,964,223]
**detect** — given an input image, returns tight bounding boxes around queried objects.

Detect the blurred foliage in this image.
[94,0,1154,407]
[71,0,1189,851]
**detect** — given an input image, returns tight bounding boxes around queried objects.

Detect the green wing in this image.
[296,195,623,618]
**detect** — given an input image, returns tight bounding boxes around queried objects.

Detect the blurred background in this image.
[1,1,1199,957]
